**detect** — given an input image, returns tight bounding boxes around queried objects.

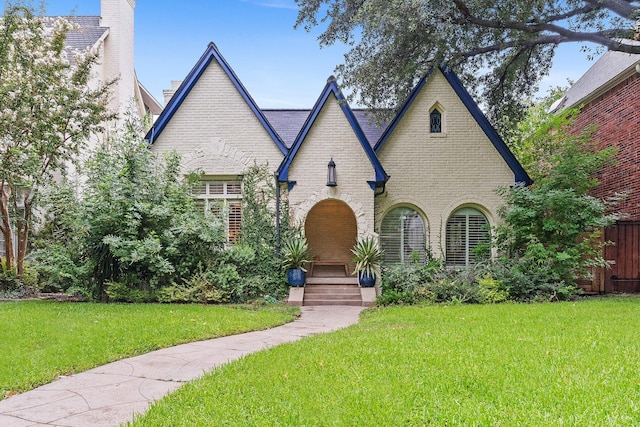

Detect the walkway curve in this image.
[0,306,364,427]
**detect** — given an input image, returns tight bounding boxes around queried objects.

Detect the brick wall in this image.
[376,70,515,258]
[100,0,136,117]
[150,61,284,175]
[571,73,640,220]
[287,95,377,240]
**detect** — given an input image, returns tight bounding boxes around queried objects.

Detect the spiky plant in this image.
[351,237,383,277]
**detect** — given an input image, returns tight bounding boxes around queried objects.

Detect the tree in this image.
[81,115,225,299]
[0,3,113,276]
[493,102,619,297]
[295,0,640,132]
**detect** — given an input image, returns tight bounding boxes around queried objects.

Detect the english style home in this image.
[146,42,531,289]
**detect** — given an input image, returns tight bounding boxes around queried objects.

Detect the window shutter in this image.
[446,208,489,266]
[380,207,426,265]
[228,202,242,242]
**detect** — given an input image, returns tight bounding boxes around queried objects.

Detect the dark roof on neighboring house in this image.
[555,44,640,110]
[263,109,388,149]
[62,16,109,52]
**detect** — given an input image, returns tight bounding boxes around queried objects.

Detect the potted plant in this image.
[351,236,383,287]
[282,236,312,286]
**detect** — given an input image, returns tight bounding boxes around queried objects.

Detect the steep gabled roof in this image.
[375,66,531,185]
[277,77,389,190]
[560,47,640,110]
[144,43,287,154]
[63,16,109,53]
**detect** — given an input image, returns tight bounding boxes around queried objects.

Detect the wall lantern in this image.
[327,158,337,186]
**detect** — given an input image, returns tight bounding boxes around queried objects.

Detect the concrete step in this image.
[304,285,360,293]
[303,283,363,306]
[302,299,363,306]
[307,277,358,285]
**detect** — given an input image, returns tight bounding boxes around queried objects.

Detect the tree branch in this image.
[451,0,640,54]
[583,0,638,18]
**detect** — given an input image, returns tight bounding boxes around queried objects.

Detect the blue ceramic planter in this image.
[287,268,306,287]
[358,271,376,287]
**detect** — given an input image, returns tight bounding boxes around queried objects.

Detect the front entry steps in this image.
[288,277,376,307]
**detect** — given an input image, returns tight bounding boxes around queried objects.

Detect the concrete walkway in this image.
[0,306,364,427]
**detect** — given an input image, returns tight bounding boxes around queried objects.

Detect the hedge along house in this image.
[146,43,531,306]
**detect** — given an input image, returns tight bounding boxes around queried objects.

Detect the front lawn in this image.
[0,301,299,398]
[133,297,640,426]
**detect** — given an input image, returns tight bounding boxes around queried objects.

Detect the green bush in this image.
[104,281,154,303]
[378,256,583,306]
[0,260,39,295]
[31,243,89,292]
[157,271,230,304]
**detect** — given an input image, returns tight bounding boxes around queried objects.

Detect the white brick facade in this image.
[287,96,376,238]
[148,44,527,264]
[376,70,514,258]
[150,63,283,175]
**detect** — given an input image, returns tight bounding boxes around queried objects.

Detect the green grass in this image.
[0,301,299,398]
[133,297,640,426]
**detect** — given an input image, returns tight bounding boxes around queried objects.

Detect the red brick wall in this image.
[571,73,640,219]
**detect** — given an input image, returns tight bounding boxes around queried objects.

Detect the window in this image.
[380,207,427,265]
[430,108,442,133]
[193,180,242,241]
[446,207,490,266]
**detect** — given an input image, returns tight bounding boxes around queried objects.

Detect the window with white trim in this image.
[380,207,427,265]
[193,180,242,242]
[446,207,490,267]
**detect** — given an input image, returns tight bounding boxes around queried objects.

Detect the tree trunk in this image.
[15,194,32,278]
[16,215,29,278]
[0,186,14,272]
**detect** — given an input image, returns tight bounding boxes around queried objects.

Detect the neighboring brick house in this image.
[147,42,530,300]
[556,48,640,293]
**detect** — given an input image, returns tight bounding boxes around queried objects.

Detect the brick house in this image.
[146,43,530,304]
[556,47,640,293]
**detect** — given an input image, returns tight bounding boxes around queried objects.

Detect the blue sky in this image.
[45,0,602,108]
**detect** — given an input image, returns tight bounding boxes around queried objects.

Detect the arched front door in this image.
[304,199,357,277]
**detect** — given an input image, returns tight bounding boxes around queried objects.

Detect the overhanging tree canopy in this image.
[295,0,640,132]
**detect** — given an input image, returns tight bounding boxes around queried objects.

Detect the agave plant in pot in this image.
[351,236,383,287]
[282,236,312,287]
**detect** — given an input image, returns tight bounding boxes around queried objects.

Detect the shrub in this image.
[157,271,231,304]
[104,281,154,303]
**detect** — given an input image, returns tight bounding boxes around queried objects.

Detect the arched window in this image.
[380,207,426,265]
[430,108,442,133]
[446,207,490,266]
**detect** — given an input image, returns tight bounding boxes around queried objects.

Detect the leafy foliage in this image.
[494,106,619,288]
[378,258,582,305]
[0,2,114,276]
[32,114,226,300]
[236,163,294,300]
[295,0,640,132]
